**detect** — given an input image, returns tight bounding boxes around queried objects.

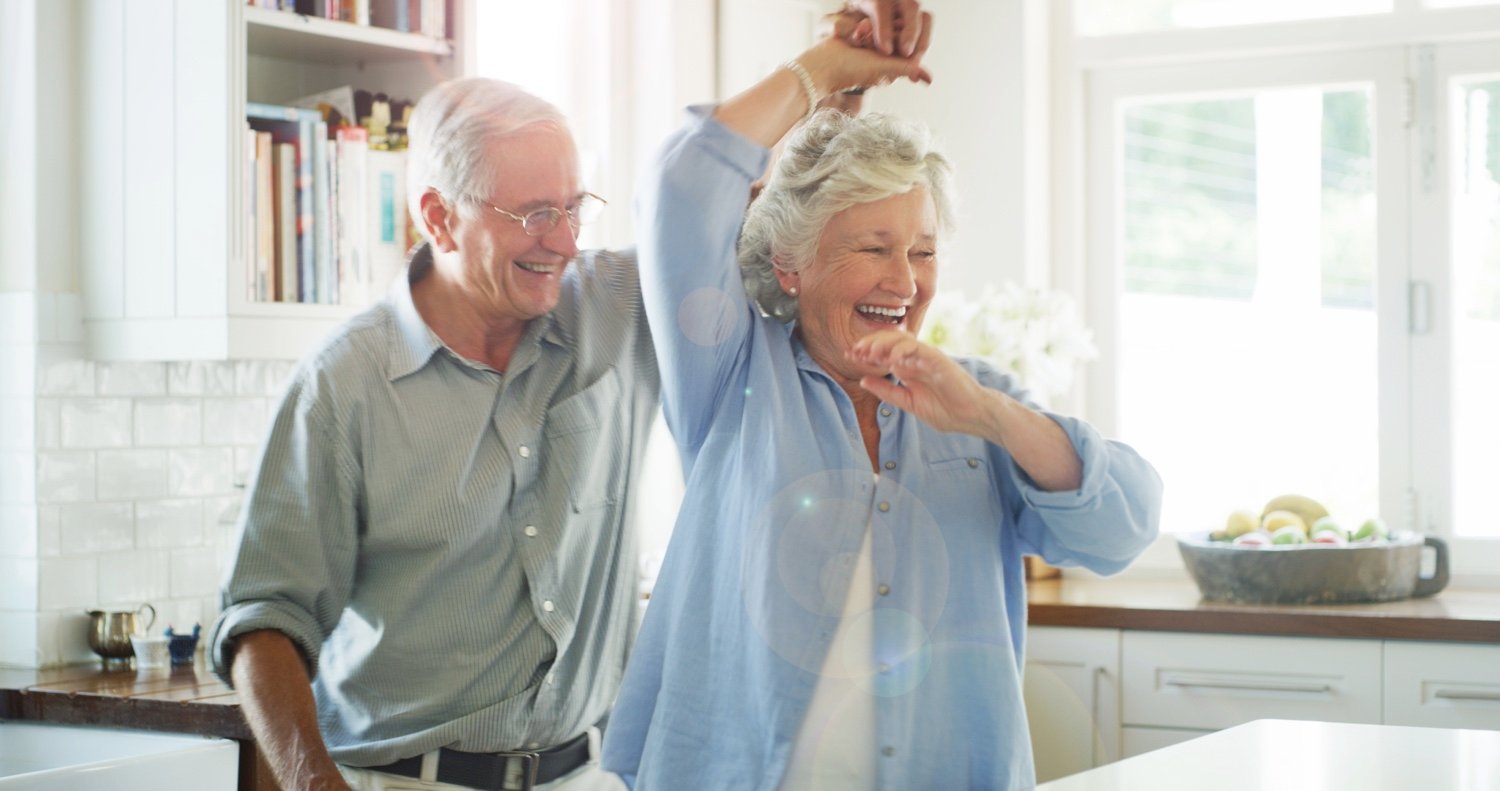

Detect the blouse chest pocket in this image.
[919,449,1002,527]
[543,368,624,512]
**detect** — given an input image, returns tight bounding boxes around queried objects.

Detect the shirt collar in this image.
[385,243,564,381]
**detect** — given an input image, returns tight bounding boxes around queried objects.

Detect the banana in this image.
[1261,494,1329,533]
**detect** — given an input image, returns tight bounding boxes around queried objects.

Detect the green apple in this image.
[1353,517,1389,543]
[1271,525,1309,544]
[1309,516,1346,541]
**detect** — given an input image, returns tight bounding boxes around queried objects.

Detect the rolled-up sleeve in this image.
[973,362,1163,575]
[209,367,361,682]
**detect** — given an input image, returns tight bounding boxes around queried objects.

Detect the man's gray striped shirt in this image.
[210,243,658,766]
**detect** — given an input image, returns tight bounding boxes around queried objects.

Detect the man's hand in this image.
[846,0,929,58]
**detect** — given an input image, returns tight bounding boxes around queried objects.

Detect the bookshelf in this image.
[78,0,472,361]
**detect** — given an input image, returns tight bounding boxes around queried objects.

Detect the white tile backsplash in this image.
[137,498,204,548]
[168,448,234,497]
[5,355,282,667]
[38,555,99,610]
[133,398,203,446]
[59,502,135,553]
[170,547,220,598]
[96,361,167,397]
[204,397,268,446]
[38,359,94,396]
[235,360,296,396]
[59,398,133,448]
[96,550,171,605]
[36,450,95,503]
[34,397,60,449]
[97,449,167,500]
[168,361,236,397]
[38,505,59,556]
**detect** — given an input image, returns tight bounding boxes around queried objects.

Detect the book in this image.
[274,142,298,302]
[334,126,370,305]
[311,121,333,303]
[254,130,275,301]
[367,148,408,294]
[246,102,321,302]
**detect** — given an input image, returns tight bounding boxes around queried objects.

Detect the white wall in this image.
[866,0,1053,294]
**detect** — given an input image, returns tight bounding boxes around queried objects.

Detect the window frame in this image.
[1060,2,1500,580]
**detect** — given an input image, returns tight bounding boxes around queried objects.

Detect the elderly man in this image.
[210,78,655,791]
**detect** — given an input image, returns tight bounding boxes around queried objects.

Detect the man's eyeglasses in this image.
[481,192,607,237]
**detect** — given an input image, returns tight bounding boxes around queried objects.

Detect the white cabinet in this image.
[1121,631,1384,731]
[1024,626,1122,782]
[1384,640,1500,729]
[76,0,472,361]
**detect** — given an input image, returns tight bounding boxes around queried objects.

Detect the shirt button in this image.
[880,407,892,417]
[542,600,555,613]
[877,501,890,512]
[967,458,979,468]
[884,460,896,470]
[545,673,556,685]
[524,525,539,537]
[878,584,890,596]
[882,746,896,757]
[519,445,532,459]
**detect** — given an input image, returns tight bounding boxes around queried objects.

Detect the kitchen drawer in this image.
[1120,725,1209,759]
[1384,640,1500,729]
[1122,631,1382,730]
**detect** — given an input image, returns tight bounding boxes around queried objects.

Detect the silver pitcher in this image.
[85,603,157,668]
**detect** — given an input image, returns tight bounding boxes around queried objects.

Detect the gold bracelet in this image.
[782,58,819,121]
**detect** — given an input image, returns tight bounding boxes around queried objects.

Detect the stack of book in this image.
[248,0,448,37]
[245,102,410,306]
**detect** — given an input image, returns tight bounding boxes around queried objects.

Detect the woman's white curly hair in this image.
[739,109,956,322]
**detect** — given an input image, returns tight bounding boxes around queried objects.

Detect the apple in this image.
[1234,532,1272,547]
[1271,525,1309,545]
[1353,517,1389,543]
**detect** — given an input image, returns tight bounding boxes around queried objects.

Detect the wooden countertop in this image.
[1027,576,1500,643]
[0,661,249,740]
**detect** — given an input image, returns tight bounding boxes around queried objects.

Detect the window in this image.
[1068,4,1500,577]
[1076,0,1390,36]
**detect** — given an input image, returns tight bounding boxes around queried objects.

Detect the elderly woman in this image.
[601,33,1162,791]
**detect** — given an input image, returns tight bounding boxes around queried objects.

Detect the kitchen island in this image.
[1036,718,1500,790]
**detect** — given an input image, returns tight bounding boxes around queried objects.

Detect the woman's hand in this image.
[849,330,998,437]
[851,330,1084,490]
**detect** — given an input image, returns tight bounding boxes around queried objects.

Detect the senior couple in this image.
[210,4,1162,790]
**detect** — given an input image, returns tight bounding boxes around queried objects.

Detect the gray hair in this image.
[739,109,956,322]
[406,77,569,237]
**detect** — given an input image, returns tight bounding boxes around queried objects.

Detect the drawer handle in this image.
[1433,689,1500,702]
[1162,675,1332,695]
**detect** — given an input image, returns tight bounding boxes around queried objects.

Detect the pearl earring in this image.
[788,286,799,297]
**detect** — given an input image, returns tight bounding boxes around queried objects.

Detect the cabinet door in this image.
[1384,640,1500,729]
[1122,631,1382,730]
[1024,626,1122,782]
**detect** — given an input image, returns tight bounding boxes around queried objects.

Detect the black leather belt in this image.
[369,730,591,791]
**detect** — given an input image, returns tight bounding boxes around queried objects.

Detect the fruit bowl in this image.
[1176,531,1449,604]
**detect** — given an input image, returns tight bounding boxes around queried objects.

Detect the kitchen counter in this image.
[1027,576,1500,642]
[0,661,271,790]
[1035,718,1500,790]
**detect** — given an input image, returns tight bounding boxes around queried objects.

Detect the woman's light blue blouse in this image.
[601,107,1162,791]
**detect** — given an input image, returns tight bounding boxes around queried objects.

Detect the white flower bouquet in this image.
[919,283,1098,407]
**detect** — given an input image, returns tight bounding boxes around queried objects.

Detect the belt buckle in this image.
[497,750,540,791]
